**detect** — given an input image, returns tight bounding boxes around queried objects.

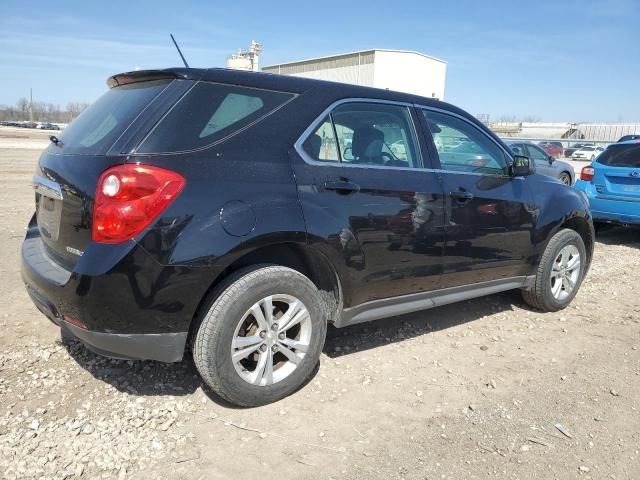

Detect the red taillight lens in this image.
[92,164,185,243]
[63,315,87,330]
[580,166,595,182]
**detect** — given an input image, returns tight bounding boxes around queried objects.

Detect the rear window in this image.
[136,82,294,153]
[55,80,171,155]
[597,144,640,167]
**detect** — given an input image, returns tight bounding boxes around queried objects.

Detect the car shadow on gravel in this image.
[60,330,320,408]
[60,332,203,396]
[324,289,525,358]
[595,226,640,248]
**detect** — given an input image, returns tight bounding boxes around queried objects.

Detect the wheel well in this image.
[562,217,594,264]
[187,243,342,347]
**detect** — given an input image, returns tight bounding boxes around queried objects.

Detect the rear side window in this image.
[55,80,171,155]
[302,116,340,162]
[137,82,293,153]
[597,144,640,167]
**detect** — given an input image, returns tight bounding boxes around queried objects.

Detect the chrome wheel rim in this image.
[231,294,311,386]
[560,174,571,185]
[549,245,581,301]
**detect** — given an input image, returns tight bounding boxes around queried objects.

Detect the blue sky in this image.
[1,0,638,122]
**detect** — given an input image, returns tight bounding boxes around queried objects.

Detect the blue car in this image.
[575,140,640,227]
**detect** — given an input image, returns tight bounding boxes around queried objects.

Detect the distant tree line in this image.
[0,98,90,123]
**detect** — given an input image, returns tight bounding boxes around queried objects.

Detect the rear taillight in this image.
[93,164,185,243]
[580,166,595,182]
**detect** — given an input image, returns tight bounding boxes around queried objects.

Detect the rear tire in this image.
[559,172,572,185]
[193,265,326,407]
[522,229,587,312]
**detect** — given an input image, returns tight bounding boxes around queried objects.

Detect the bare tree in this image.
[16,98,29,118]
[66,102,90,122]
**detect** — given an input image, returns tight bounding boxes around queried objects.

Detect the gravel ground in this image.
[0,127,638,480]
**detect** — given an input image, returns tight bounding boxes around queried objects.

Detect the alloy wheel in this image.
[549,245,581,301]
[231,294,312,386]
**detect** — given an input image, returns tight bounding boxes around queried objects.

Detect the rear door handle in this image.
[324,180,360,193]
[449,189,474,203]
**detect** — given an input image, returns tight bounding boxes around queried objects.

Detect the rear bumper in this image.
[575,180,640,225]
[21,226,216,362]
[24,277,187,362]
[63,323,187,362]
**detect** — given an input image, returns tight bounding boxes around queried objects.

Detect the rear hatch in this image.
[592,142,640,200]
[33,78,178,268]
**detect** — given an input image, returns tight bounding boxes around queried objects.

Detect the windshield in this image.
[596,144,640,167]
[55,80,171,155]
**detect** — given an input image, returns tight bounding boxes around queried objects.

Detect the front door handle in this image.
[324,180,360,194]
[449,189,474,203]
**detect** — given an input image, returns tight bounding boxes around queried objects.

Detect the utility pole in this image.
[29,88,33,122]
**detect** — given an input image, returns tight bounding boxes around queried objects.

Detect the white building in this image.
[226,41,263,72]
[262,49,447,100]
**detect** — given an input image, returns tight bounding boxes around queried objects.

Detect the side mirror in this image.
[548,155,555,164]
[511,155,532,177]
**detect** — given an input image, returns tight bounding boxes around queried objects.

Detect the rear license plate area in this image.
[37,194,62,241]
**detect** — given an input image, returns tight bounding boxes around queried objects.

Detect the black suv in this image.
[22,68,594,406]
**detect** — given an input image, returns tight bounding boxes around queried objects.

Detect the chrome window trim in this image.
[293,97,425,172]
[414,104,515,177]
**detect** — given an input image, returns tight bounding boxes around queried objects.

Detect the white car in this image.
[571,145,604,161]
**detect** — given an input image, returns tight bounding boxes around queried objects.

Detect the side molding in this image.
[336,276,534,328]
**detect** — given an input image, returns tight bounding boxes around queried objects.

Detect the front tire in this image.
[522,229,587,312]
[193,265,327,407]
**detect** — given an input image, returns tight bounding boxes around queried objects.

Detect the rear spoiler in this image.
[106,69,194,88]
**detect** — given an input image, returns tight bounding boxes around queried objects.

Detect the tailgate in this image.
[593,143,640,200]
[34,153,126,268]
[596,167,640,199]
[30,77,180,269]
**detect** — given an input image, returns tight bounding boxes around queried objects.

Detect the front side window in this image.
[526,144,549,163]
[422,110,508,175]
[331,103,420,168]
[137,82,293,153]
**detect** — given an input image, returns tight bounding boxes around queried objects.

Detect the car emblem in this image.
[631,171,640,178]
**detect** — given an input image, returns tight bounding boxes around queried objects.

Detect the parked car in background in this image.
[564,143,594,157]
[617,134,640,143]
[575,140,640,228]
[571,145,604,161]
[505,141,575,185]
[37,122,60,131]
[538,141,564,158]
[22,67,594,406]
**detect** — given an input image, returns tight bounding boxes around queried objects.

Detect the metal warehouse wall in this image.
[373,51,446,100]
[262,50,447,100]
[263,52,375,86]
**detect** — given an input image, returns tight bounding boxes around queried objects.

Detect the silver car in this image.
[504,141,575,185]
